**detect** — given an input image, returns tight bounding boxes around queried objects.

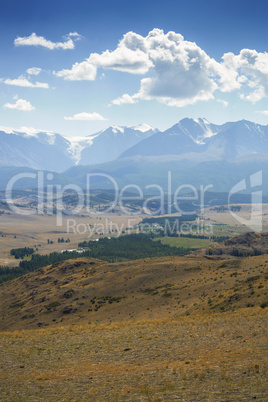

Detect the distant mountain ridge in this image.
[0,124,158,172]
[61,118,268,195]
[79,124,158,165]
[0,130,73,172]
[0,118,268,193]
[120,118,268,161]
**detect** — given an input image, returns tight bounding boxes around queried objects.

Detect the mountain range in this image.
[120,118,268,161]
[1,118,268,172]
[0,124,158,172]
[1,118,268,194]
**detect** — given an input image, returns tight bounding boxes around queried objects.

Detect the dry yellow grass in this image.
[0,242,267,400]
[0,308,267,400]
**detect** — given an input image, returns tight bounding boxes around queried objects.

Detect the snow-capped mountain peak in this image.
[78,124,157,165]
[177,118,220,143]
[112,125,125,134]
[0,125,56,140]
[132,123,156,133]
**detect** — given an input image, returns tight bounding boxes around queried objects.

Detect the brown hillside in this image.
[225,231,268,249]
[197,231,268,258]
[0,253,267,331]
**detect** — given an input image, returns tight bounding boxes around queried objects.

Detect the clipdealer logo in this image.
[228,170,263,233]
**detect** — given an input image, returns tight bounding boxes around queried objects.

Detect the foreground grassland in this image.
[0,309,267,401]
[0,231,267,400]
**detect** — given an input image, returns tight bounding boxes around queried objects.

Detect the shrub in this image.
[260,300,268,309]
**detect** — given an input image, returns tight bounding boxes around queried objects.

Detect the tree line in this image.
[10,247,35,259]
[1,233,190,284]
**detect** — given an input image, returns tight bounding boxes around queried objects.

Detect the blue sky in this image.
[1,0,268,137]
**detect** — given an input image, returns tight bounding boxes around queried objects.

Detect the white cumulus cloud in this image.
[220,49,268,103]
[14,32,81,50]
[3,98,35,111]
[129,29,219,107]
[64,112,106,121]
[111,93,139,105]
[54,60,97,81]
[66,32,83,40]
[3,76,49,88]
[53,28,268,106]
[89,47,153,74]
[54,29,220,106]
[26,67,42,75]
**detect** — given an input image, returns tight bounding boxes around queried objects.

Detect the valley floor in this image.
[0,308,267,401]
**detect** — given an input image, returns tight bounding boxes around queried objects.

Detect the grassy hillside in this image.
[0,233,267,400]
[0,252,267,331]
